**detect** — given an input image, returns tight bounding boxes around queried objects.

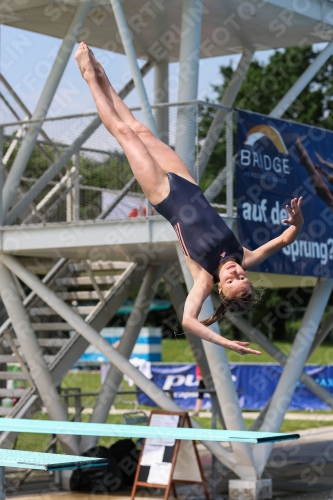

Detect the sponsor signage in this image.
[138,363,333,411]
[138,364,211,410]
[236,109,333,277]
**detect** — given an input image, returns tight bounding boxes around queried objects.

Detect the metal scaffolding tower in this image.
[1,1,333,498]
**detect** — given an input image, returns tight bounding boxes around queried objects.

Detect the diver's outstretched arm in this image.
[182,282,261,355]
[242,197,304,270]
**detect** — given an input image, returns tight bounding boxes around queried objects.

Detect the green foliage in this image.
[212,46,333,125]
[4,138,60,179]
[285,318,302,341]
[79,151,132,189]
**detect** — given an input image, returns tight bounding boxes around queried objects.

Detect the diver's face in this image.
[218,260,252,299]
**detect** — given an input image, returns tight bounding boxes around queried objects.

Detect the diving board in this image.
[0,419,300,444]
[0,449,108,471]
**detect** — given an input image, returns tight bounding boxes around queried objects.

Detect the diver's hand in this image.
[227,340,262,356]
[282,197,304,228]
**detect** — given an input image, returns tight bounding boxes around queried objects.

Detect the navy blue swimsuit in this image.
[152,173,244,279]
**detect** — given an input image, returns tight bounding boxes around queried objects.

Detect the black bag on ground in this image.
[109,438,140,486]
[70,445,123,493]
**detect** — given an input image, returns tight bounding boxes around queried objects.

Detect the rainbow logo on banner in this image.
[244,124,288,154]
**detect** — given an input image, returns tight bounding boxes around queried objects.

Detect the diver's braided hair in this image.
[200,284,261,326]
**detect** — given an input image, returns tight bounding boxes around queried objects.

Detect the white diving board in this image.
[0,419,300,444]
[0,449,108,471]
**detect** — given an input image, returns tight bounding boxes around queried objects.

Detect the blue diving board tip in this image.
[0,419,300,444]
[0,449,108,471]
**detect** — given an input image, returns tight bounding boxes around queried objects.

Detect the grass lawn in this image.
[194,416,333,433]
[162,338,333,364]
[277,419,333,433]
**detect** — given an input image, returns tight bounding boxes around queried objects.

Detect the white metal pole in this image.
[2,0,93,216]
[176,246,256,479]
[175,0,203,175]
[204,167,227,203]
[0,252,243,473]
[0,467,4,500]
[195,48,254,181]
[253,278,333,477]
[310,312,333,354]
[80,264,165,452]
[226,111,234,218]
[2,121,27,167]
[0,263,79,455]
[166,275,226,428]
[154,60,169,144]
[110,0,158,137]
[145,58,169,215]
[0,128,3,259]
[0,258,68,337]
[66,166,72,223]
[29,167,76,219]
[73,152,80,221]
[0,128,3,226]
[166,275,213,381]
[270,39,333,118]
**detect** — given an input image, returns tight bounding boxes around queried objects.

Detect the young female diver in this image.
[75,42,304,356]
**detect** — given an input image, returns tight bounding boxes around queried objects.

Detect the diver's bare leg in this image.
[88,46,196,184]
[75,43,169,205]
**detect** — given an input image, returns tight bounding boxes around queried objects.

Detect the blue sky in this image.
[0,24,277,124]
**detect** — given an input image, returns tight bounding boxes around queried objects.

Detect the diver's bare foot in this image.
[75,42,96,82]
[87,46,105,81]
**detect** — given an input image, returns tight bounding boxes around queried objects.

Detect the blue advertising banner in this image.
[138,364,212,410]
[138,363,333,411]
[232,364,333,411]
[236,109,333,277]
